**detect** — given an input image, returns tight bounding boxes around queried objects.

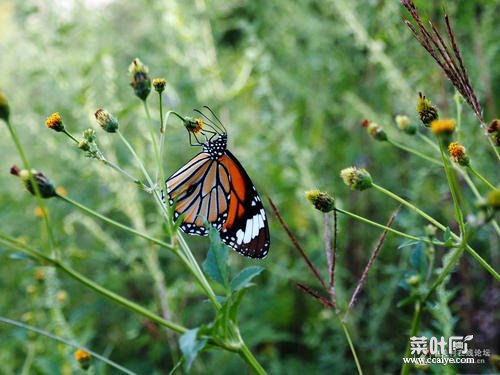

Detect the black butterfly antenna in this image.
[193,106,227,135]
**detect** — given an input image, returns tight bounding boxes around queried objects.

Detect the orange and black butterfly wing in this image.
[219,150,270,258]
[166,152,231,236]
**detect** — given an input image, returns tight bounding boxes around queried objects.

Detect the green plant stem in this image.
[238,342,267,375]
[372,183,499,280]
[334,207,445,246]
[400,301,422,375]
[143,100,161,180]
[425,246,465,301]
[0,234,186,333]
[467,165,496,190]
[5,120,57,256]
[438,140,467,237]
[62,129,80,143]
[388,139,442,166]
[0,317,137,375]
[340,321,363,375]
[156,94,166,185]
[57,193,219,305]
[117,130,154,188]
[56,194,174,251]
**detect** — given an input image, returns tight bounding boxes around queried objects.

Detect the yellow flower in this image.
[74,349,92,370]
[153,78,166,93]
[448,141,469,166]
[430,118,455,135]
[184,117,204,134]
[486,189,500,210]
[45,112,65,132]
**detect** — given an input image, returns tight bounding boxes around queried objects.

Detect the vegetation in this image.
[0,0,498,373]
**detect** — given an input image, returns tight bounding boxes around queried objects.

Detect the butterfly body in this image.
[166,110,270,258]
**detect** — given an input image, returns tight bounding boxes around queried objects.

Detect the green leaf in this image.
[212,290,246,339]
[443,227,454,247]
[410,242,427,276]
[398,240,422,249]
[173,213,186,233]
[203,226,229,289]
[179,328,207,371]
[230,266,264,291]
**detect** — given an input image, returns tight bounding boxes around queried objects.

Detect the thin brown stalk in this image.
[401,0,485,125]
[344,207,400,320]
[296,283,333,308]
[267,196,327,290]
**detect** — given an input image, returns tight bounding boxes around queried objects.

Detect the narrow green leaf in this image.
[443,227,454,247]
[230,266,264,291]
[179,328,207,371]
[398,240,422,249]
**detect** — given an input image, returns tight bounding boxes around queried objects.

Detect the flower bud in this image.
[486,189,500,210]
[78,140,91,151]
[487,119,500,146]
[366,122,388,141]
[74,349,92,370]
[82,128,96,142]
[424,224,437,238]
[10,165,57,198]
[305,189,335,212]
[340,167,373,191]
[416,92,438,126]
[406,274,421,287]
[128,58,151,101]
[95,109,118,133]
[0,91,10,122]
[395,115,417,135]
[448,141,469,166]
[153,78,166,93]
[45,112,65,132]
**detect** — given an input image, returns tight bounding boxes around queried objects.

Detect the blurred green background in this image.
[0,0,498,373]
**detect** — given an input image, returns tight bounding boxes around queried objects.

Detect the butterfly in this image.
[165,107,270,258]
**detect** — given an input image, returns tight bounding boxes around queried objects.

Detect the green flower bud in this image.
[0,91,10,122]
[94,109,119,133]
[395,115,417,135]
[10,165,57,198]
[128,58,151,101]
[305,189,335,212]
[340,167,373,191]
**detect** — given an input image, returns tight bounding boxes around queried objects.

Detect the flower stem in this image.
[117,130,154,188]
[5,120,57,256]
[388,138,442,166]
[334,207,445,246]
[372,183,499,280]
[238,341,267,375]
[0,317,137,375]
[56,194,174,251]
[340,321,363,375]
[400,301,422,375]
[467,165,496,190]
[143,100,161,179]
[438,140,466,237]
[0,233,186,334]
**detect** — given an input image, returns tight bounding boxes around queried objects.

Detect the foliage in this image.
[0,0,498,374]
